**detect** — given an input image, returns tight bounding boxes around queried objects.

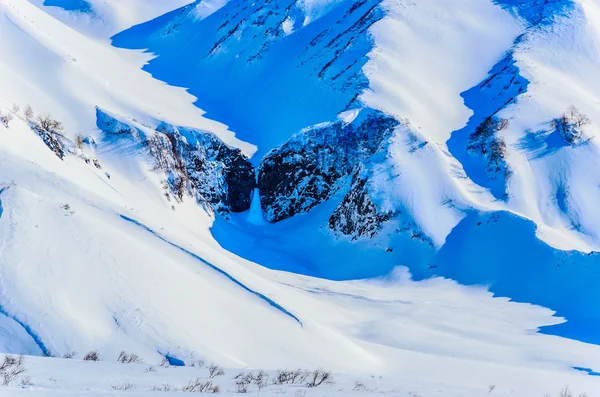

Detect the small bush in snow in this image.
[117,351,143,364]
[83,351,100,361]
[62,351,77,359]
[111,382,136,391]
[305,368,333,388]
[0,355,27,386]
[273,368,309,385]
[24,105,34,121]
[160,357,170,368]
[208,363,225,378]
[75,134,85,150]
[353,381,367,391]
[253,370,269,391]
[144,366,156,373]
[0,111,13,128]
[181,378,220,393]
[233,372,253,393]
[36,114,63,134]
[554,105,591,144]
[189,359,205,368]
[152,383,177,392]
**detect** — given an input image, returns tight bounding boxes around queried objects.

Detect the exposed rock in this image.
[258,109,399,222]
[96,109,255,215]
[328,172,396,240]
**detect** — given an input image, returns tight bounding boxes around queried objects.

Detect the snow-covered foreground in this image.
[0,108,599,393]
[0,352,598,397]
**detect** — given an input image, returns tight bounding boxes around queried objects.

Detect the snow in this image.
[0,0,600,395]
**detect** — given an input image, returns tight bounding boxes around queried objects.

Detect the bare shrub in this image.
[117,351,143,364]
[160,357,170,368]
[208,363,225,378]
[181,378,220,393]
[353,381,367,391]
[36,114,63,133]
[273,369,308,385]
[254,370,269,391]
[554,106,591,144]
[489,384,496,393]
[19,376,32,386]
[0,111,13,127]
[62,352,77,359]
[75,134,85,150]
[189,359,205,368]
[112,382,136,391]
[305,368,333,388]
[0,355,27,386]
[145,366,156,373]
[234,372,253,393]
[83,351,100,361]
[152,383,177,392]
[560,387,573,397]
[24,105,33,121]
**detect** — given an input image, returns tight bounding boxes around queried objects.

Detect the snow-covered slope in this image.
[1,0,600,394]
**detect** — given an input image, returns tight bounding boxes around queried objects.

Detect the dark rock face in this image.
[31,125,65,160]
[177,129,256,214]
[258,109,399,223]
[328,173,396,240]
[96,109,255,215]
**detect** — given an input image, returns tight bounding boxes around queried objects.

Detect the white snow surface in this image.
[0,0,600,395]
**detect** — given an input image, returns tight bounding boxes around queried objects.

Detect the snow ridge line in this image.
[119,215,303,326]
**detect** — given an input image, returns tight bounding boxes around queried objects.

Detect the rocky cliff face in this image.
[258,109,399,223]
[96,109,255,216]
[97,107,408,237]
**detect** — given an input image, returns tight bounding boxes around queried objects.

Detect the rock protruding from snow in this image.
[96,109,255,215]
[328,171,397,240]
[258,109,399,223]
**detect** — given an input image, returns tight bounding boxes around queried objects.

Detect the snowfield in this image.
[0,0,600,395]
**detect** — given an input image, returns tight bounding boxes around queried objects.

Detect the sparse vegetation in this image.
[234,372,252,393]
[554,105,591,144]
[272,368,309,385]
[0,355,28,386]
[467,116,510,179]
[305,368,334,388]
[151,383,177,392]
[253,369,269,391]
[353,381,367,391]
[62,351,77,359]
[117,351,143,364]
[0,110,13,127]
[181,378,220,393]
[83,351,100,362]
[75,134,85,150]
[208,363,225,378]
[36,114,64,134]
[111,382,136,391]
[24,105,34,121]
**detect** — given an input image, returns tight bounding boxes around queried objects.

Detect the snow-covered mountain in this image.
[1,0,600,395]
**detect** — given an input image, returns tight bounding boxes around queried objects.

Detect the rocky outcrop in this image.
[96,109,255,216]
[258,109,399,222]
[328,172,397,240]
